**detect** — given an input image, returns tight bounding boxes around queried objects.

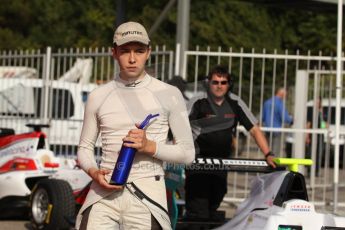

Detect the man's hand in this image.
[122,123,156,155]
[249,125,276,168]
[265,154,276,168]
[88,168,123,190]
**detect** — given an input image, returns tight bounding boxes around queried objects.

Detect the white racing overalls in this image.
[76,176,171,230]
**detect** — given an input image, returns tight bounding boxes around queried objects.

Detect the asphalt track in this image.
[0,221,29,230]
[1,167,344,229]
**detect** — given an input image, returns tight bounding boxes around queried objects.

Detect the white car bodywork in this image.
[0,78,97,147]
[263,199,345,230]
[286,98,345,146]
[0,155,90,200]
[216,171,345,230]
[0,128,91,208]
[0,58,97,148]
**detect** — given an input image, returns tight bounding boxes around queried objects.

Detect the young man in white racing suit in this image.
[76,21,195,230]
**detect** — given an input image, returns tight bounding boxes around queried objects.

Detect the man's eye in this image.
[136,49,146,53]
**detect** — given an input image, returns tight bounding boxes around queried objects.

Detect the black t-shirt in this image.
[307,107,326,128]
[189,93,256,158]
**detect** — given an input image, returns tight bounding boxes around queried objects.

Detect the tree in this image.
[0,0,341,55]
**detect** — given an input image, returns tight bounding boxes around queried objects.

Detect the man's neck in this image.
[213,96,225,106]
[118,72,147,87]
[119,71,146,82]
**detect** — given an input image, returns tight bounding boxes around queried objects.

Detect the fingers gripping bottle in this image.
[109,113,159,185]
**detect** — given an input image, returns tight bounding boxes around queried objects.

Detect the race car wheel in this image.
[30,179,75,230]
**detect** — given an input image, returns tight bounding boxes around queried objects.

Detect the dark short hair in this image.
[112,42,150,49]
[167,75,187,92]
[207,65,231,82]
[275,87,287,95]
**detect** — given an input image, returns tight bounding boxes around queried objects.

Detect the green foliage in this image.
[0,0,116,50]
[0,0,340,54]
[189,1,280,52]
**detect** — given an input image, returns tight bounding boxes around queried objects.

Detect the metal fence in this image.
[182,46,345,213]
[1,45,345,213]
[0,46,174,155]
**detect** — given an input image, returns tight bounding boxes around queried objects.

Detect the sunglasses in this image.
[211,80,228,85]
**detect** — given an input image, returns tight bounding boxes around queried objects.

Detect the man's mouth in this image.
[127,67,137,71]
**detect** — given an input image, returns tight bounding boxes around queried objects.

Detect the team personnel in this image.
[185,65,275,221]
[262,87,293,155]
[76,21,195,230]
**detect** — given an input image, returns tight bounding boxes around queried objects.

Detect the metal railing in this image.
[183,46,345,213]
[1,45,344,214]
[0,46,174,154]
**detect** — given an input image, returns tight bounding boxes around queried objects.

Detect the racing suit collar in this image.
[114,73,151,88]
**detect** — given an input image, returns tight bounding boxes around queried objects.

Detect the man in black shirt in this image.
[185,65,275,221]
[306,97,327,176]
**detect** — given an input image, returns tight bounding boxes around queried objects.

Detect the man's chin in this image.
[124,71,140,79]
[214,94,226,98]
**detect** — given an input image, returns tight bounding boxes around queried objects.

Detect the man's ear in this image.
[146,47,151,60]
[112,47,118,60]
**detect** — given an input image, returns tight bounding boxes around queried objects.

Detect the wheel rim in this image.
[32,187,49,224]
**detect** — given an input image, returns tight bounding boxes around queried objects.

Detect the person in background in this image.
[185,65,276,223]
[75,21,195,230]
[167,75,189,101]
[306,97,327,176]
[262,87,293,156]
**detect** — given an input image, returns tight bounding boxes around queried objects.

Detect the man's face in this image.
[209,74,230,99]
[112,42,151,80]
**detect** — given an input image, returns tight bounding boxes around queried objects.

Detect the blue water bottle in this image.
[109,113,159,185]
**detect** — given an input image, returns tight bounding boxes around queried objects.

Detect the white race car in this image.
[0,124,91,229]
[216,169,345,230]
[168,158,345,230]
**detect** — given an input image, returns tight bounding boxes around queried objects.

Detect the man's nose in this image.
[129,51,135,63]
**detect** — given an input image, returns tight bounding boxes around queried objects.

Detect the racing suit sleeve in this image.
[233,95,258,131]
[153,88,195,165]
[77,92,99,173]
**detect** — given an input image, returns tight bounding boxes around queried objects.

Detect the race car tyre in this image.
[30,178,75,230]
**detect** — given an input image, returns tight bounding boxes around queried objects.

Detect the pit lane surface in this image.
[0,221,29,230]
[1,168,345,229]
